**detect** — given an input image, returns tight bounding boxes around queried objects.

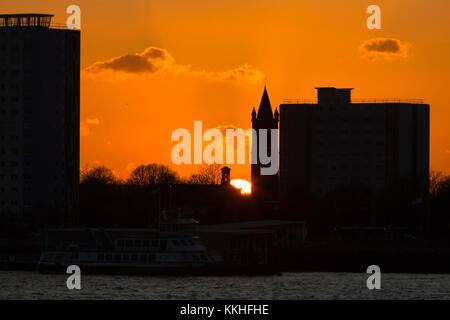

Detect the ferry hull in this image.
[38,263,281,276]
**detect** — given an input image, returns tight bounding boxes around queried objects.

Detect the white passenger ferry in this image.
[38,215,224,275]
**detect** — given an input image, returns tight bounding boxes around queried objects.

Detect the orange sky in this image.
[3,0,450,180]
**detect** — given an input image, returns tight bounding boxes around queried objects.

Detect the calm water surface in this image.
[0,271,449,299]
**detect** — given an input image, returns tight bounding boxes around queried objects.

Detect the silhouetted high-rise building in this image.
[0,14,80,226]
[251,86,279,202]
[280,87,429,223]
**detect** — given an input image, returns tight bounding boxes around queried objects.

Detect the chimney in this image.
[221,166,231,185]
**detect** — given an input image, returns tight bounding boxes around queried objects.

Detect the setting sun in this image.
[230,179,252,195]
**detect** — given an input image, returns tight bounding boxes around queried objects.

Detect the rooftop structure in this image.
[283,87,424,105]
[0,14,70,30]
[0,14,53,28]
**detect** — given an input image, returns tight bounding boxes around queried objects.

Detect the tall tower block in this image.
[0,14,80,226]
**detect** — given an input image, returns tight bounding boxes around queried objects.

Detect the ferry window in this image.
[142,240,149,247]
[160,240,167,250]
[134,240,141,247]
[125,240,132,247]
[131,255,138,262]
[193,255,200,262]
[123,255,129,261]
[200,254,207,261]
[188,240,195,246]
[148,255,155,262]
[173,240,180,246]
[151,240,159,247]
[114,254,121,262]
[181,240,188,246]
[98,254,104,261]
[117,240,124,247]
[106,255,112,262]
[140,255,147,263]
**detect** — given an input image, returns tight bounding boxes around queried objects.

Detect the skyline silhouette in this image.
[4,1,449,181]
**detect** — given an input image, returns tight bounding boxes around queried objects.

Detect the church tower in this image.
[251,86,279,201]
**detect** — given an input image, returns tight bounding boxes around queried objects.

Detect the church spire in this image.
[256,86,274,121]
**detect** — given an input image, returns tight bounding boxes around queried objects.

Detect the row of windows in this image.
[0,110,21,116]
[315,106,385,111]
[0,174,32,180]
[0,83,19,89]
[0,135,32,141]
[0,44,19,51]
[0,97,19,103]
[97,253,208,263]
[0,188,19,192]
[316,129,386,135]
[0,148,19,155]
[0,69,20,76]
[0,200,19,206]
[314,119,385,125]
[316,176,385,182]
[316,141,385,147]
[316,153,385,158]
[0,200,32,206]
[0,57,20,65]
[0,161,26,168]
[116,238,195,248]
[326,164,385,170]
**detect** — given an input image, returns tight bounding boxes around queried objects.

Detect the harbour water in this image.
[0,271,449,299]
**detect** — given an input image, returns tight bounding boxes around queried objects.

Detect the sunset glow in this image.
[4,1,450,179]
[231,179,252,195]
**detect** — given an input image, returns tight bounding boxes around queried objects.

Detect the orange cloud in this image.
[359,38,410,61]
[83,46,264,83]
[85,118,100,125]
[80,118,100,137]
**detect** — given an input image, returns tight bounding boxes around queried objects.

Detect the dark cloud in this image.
[83,46,264,83]
[142,47,167,60]
[364,39,401,53]
[96,54,156,74]
[359,38,410,61]
[85,47,173,75]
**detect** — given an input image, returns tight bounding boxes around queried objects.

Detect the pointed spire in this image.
[274,107,279,122]
[251,107,256,122]
[256,86,274,121]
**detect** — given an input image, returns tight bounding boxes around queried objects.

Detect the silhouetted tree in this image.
[429,170,450,239]
[80,165,118,185]
[430,170,450,195]
[127,163,178,187]
[188,164,222,184]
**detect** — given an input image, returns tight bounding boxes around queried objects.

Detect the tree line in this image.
[80,163,223,186]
